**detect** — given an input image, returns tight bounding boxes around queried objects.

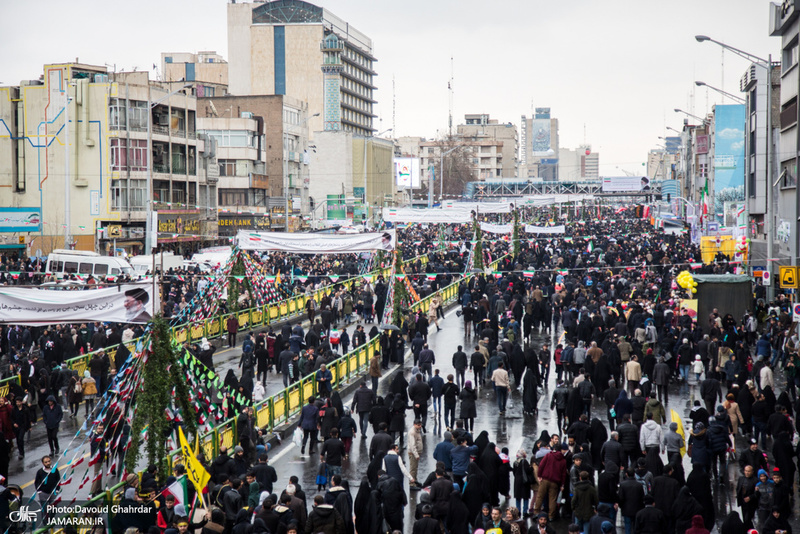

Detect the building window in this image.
[111,179,146,210]
[219,189,248,206]
[110,139,148,171]
[202,130,254,148]
[219,160,235,177]
[784,38,798,73]
[109,99,126,129]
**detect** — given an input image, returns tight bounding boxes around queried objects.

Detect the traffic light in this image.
[309,196,315,211]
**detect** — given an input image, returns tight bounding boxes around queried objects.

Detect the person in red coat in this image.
[684,515,710,534]
[533,442,567,521]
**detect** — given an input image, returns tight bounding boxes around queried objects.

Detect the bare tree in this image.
[422,135,476,200]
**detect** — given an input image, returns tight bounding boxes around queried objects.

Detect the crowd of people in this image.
[2,207,799,534]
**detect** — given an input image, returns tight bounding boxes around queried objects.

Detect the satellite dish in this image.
[209,101,218,117]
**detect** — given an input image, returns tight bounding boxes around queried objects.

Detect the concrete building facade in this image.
[308,131,394,225]
[227,0,376,137]
[162,51,229,98]
[457,114,518,178]
[0,63,216,256]
[558,146,600,181]
[196,94,310,228]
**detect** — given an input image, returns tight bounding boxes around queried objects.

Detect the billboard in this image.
[602,176,651,192]
[0,208,42,233]
[531,119,552,155]
[395,157,421,188]
[714,104,746,218]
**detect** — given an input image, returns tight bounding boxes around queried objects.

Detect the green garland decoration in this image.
[473,216,484,270]
[391,247,408,326]
[125,315,198,483]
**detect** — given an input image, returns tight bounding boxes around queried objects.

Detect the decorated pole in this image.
[391,245,408,326]
[473,211,484,271]
[126,315,197,482]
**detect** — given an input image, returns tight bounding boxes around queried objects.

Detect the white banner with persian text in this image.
[237,229,396,253]
[479,222,513,234]
[0,282,156,325]
[524,224,566,234]
[382,208,472,224]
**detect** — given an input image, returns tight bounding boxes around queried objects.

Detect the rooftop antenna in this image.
[448,56,454,137]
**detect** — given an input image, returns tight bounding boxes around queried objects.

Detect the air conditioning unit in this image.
[241,111,254,119]
[157,114,169,126]
[740,64,757,93]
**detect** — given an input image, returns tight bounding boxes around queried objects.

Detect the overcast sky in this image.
[2,0,778,176]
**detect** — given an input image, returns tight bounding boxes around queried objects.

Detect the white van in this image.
[130,253,184,275]
[45,249,133,278]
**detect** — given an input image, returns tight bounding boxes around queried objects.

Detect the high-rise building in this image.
[161,51,229,98]
[227,0,377,137]
[0,63,217,255]
[520,108,559,179]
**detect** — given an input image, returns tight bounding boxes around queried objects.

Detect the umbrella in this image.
[470,268,483,274]
[380,324,400,331]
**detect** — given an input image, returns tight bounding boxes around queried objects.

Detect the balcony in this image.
[153,163,170,174]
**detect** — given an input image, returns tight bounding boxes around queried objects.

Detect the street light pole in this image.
[145,82,192,253]
[694,81,746,104]
[64,86,72,249]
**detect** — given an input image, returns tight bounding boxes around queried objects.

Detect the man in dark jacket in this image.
[34,455,61,504]
[618,468,644,534]
[441,375,460,429]
[252,453,278,493]
[700,376,722,414]
[651,465,679,534]
[407,374,432,432]
[452,346,468,387]
[567,414,591,446]
[305,495,346,534]
[603,380,620,431]
[369,423,394,461]
[41,395,62,455]
[616,414,640,466]
[652,358,671,405]
[633,495,667,534]
[571,471,599,531]
[600,432,626,470]
[351,381,375,437]
[738,438,768,473]
[209,446,235,485]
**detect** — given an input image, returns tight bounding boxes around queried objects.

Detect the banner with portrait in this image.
[0,281,156,325]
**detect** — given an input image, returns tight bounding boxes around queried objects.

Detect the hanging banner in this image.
[440,202,514,214]
[237,229,396,253]
[382,208,472,224]
[0,281,156,325]
[524,224,566,234]
[479,222,513,234]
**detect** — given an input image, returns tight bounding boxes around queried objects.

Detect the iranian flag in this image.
[586,241,594,253]
[164,476,188,507]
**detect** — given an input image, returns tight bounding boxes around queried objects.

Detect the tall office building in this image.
[227,0,377,137]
